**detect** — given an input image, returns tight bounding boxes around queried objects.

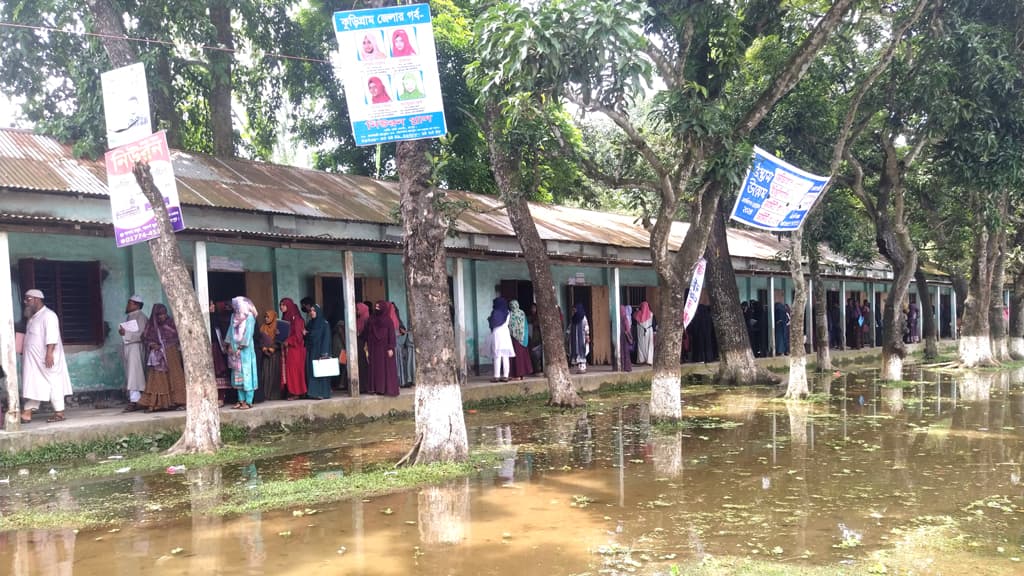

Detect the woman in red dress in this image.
[279,298,307,399]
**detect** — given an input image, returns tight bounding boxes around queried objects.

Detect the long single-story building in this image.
[0,128,960,399]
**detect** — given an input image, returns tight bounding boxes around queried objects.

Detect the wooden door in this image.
[591,285,611,365]
[245,271,274,319]
[361,277,387,303]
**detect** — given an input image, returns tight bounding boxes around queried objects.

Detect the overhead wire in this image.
[0,20,333,65]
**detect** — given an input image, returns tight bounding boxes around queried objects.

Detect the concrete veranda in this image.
[0,344,936,454]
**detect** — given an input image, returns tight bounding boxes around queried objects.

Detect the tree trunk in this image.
[914,265,938,360]
[397,139,468,465]
[482,106,582,407]
[785,229,808,399]
[988,227,1008,361]
[153,51,183,149]
[809,251,831,371]
[90,0,220,454]
[209,1,234,158]
[960,210,995,367]
[880,258,914,381]
[505,194,582,406]
[707,211,780,385]
[134,164,221,454]
[1009,269,1024,359]
[85,0,137,68]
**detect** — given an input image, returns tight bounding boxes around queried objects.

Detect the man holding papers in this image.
[119,295,148,411]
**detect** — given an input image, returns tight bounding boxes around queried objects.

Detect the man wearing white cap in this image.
[120,294,148,412]
[20,289,73,423]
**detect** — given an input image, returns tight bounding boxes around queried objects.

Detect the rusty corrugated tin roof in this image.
[0,128,883,267]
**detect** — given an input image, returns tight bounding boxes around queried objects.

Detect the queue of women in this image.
[487,297,659,379]
[130,297,413,413]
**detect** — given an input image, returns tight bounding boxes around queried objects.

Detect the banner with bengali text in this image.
[333,3,447,146]
[729,147,830,231]
[104,131,185,248]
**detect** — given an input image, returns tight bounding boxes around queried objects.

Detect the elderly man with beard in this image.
[19,289,73,423]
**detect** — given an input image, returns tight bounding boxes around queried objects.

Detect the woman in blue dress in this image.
[228,297,258,409]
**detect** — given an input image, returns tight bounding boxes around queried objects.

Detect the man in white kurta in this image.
[120,295,148,411]
[20,289,73,423]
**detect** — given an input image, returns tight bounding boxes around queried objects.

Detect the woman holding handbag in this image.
[305,304,332,399]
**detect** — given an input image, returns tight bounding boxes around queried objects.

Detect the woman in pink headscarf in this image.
[633,301,655,365]
[391,29,416,57]
[367,76,391,104]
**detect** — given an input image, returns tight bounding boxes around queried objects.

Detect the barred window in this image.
[19,259,104,345]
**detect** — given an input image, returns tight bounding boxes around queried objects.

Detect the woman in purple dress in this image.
[367,300,400,396]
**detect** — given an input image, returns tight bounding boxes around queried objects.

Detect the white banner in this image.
[101,62,153,149]
[682,258,707,329]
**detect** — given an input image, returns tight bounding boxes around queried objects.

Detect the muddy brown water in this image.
[2,366,1024,575]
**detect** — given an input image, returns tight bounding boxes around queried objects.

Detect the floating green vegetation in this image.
[878,379,928,388]
[0,424,251,468]
[0,508,111,531]
[653,416,744,432]
[214,453,501,515]
[15,444,275,488]
[667,557,860,575]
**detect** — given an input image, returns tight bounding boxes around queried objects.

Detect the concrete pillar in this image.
[454,257,468,384]
[612,267,621,370]
[935,284,942,341]
[194,240,210,338]
[839,280,847,349]
[946,284,954,338]
[768,276,776,355]
[870,282,877,347]
[807,278,814,353]
[343,250,359,396]
[0,232,20,430]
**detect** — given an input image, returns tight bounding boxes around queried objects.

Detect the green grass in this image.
[214,452,501,515]
[0,424,251,468]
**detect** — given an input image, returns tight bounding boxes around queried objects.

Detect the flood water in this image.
[3,366,1024,575]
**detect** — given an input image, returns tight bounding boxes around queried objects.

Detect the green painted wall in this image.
[8,232,132,393]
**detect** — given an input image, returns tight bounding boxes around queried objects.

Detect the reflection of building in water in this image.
[497,425,517,483]
[7,489,77,576]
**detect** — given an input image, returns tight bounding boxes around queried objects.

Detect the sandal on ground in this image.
[500,377,509,382]
[46,413,65,423]
[237,403,251,410]
[232,402,244,409]
[123,404,139,412]
[489,378,501,383]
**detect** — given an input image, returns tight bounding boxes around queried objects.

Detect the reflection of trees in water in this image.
[418,478,471,546]
[882,387,904,415]
[8,489,76,576]
[650,431,683,478]
[188,466,225,573]
[572,412,594,465]
[959,372,994,403]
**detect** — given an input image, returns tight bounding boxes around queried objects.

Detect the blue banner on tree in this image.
[729,147,830,231]
[333,4,447,146]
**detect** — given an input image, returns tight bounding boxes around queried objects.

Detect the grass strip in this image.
[214,453,500,516]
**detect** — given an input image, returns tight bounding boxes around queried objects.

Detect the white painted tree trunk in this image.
[880,351,904,382]
[649,369,682,420]
[992,336,1009,362]
[959,335,994,368]
[785,356,809,399]
[1009,337,1024,360]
